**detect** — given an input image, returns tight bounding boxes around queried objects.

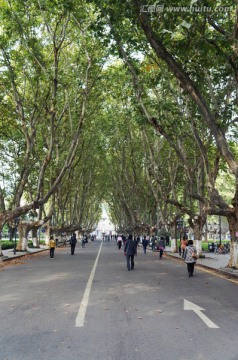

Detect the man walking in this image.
[124,234,137,271]
[70,233,77,255]
[142,236,148,254]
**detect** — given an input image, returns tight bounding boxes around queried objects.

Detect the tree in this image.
[93,0,238,266]
[0,0,107,252]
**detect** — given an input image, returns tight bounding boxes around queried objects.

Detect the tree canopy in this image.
[1,0,238,266]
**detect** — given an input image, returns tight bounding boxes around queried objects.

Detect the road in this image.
[0,240,238,360]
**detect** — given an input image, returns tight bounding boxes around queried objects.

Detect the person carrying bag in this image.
[184,240,197,277]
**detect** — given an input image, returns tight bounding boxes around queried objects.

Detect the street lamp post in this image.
[14,217,20,255]
[38,220,44,247]
[219,216,222,246]
[177,218,183,234]
[176,218,184,252]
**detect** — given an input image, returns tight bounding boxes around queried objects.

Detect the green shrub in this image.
[1,241,15,250]
[1,240,42,250]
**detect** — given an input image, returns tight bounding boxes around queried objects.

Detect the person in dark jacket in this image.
[142,236,148,254]
[124,234,137,271]
[70,233,77,255]
[166,235,170,246]
[158,236,166,259]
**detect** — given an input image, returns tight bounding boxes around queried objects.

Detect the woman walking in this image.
[49,235,56,259]
[184,240,197,277]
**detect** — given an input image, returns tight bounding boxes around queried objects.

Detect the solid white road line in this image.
[75,242,103,327]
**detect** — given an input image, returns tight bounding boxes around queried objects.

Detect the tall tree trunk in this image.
[228,215,238,268]
[0,240,2,256]
[228,184,238,268]
[32,227,39,247]
[16,224,24,251]
[0,222,3,257]
[193,224,203,256]
[191,215,206,256]
[16,223,31,251]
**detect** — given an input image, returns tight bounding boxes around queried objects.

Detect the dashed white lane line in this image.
[75,242,103,327]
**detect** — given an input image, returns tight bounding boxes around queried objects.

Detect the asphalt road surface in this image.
[0,240,238,360]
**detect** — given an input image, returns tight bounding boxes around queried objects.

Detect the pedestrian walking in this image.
[70,233,77,255]
[124,234,137,271]
[181,236,188,258]
[158,236,166,258]
[117,235,122,249]
[179,241,182,256]
[151,235,156,252]
[184,240,197,277]
[49,235,56,259]
[81,235,86,248]
[166,235,170,246]
[142,236,148,254]
[122,235,126,245]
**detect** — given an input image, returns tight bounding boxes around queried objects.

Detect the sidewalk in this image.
[1,245,49,262]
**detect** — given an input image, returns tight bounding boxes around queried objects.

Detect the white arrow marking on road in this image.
[75,242,103,327]
[184,299,219,329]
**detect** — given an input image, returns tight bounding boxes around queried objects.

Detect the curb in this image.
[1,248,48,262]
